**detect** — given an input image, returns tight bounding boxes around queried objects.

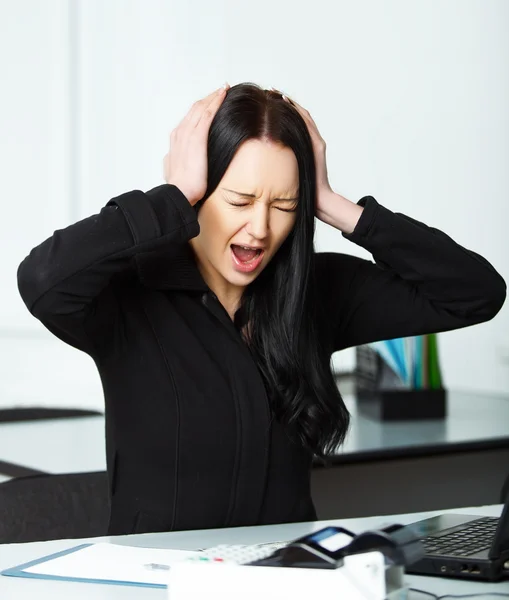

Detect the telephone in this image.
[247,523,424,569]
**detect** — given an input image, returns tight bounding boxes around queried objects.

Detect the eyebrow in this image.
[222,188,299,202]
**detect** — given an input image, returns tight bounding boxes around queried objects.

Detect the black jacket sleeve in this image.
[315,196,507,352]
[17,184,199,356]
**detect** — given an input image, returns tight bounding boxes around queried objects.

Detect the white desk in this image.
[0,416,106,475]
[1,504,508,599]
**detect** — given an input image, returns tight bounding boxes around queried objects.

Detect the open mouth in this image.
[230,245,265,272]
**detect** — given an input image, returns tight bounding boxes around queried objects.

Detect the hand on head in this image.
[163,83,230,205]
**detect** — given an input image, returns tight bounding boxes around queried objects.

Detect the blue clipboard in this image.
[1,543,166,589]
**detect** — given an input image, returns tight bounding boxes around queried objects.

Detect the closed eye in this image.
[226,202,297,213]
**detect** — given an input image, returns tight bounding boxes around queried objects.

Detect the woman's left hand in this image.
[280,94,336,221]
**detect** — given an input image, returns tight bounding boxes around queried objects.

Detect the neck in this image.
[188,240,245,318]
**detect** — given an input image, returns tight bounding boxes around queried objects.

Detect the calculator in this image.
[195,541,291,564]
[192,527,356,569]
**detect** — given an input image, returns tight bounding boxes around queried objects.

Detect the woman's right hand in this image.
[163,83,230,205]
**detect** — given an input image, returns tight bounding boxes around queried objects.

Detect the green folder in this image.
[427,333,442,389]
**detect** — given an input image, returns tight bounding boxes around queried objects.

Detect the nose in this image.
[246,203,270,241]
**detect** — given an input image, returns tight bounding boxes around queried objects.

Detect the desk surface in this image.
[337,388,509,463]
[1,389,508,476]
[0,415,106,475]
[1,504,508,599]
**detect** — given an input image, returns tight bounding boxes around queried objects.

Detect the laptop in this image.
[405,500,509,581]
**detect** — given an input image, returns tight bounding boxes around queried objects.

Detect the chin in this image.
[227,269,260,284]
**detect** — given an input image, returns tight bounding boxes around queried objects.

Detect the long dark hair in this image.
[195,82,349,460]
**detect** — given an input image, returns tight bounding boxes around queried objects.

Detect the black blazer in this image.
[17,184,506,535]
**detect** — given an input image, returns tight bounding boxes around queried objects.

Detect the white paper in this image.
[24,543,200,586]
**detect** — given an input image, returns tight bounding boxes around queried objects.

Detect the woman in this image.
[17,82,506,536]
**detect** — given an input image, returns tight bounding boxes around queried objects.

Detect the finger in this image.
[285,96,309,119]
[286,96,320,132]
[196,86,228,129]
[182,86,227,127]
[194,83,230,128]
[182,93,216,126]
[285,98,324,148]
[189,84,230,127]
[283,96,312,126]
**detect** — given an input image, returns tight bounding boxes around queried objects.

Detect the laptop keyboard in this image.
[423,517,497,557]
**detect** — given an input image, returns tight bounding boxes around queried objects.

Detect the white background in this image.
[1,0,508,411]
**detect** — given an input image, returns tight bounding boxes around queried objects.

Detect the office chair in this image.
[0,471,109,543]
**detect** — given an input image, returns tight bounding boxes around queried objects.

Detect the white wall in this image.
[1,0,508,411]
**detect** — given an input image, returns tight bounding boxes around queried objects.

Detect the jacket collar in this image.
[135,242,251,332]
[135,242,210,293]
